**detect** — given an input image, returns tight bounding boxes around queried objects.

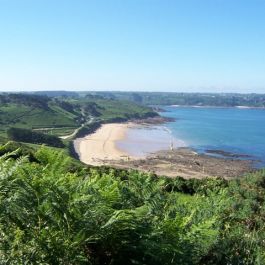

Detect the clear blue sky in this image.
[0,0,265,93]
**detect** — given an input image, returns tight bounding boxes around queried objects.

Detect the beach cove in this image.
[73,118,255,179]
[74,122,181,165]
[74,123,129,166]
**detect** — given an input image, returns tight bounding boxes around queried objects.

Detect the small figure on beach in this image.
[170,140,174,151]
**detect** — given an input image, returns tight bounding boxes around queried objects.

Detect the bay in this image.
[162,106,265,167]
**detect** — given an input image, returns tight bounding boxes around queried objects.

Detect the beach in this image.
[74,122,180,165]
[74,123,132,165]
[74,122,255,179]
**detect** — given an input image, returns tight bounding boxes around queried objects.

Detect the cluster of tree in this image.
[88,98,158,121]
[0,145,264,264]
[33,90,79,98]
[85,93,106,100]
[85,92,265,107]
[53,99,76,113]
[74,121,102,138]
[7,127,65,148]
[0,93,49,109]
[83,102,103,117]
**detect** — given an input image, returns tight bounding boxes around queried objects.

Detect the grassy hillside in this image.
[0,104,77,128]
[0,93,157,145]
[0,144,264,264]
[74,97,157,121]
[0,95,79,140]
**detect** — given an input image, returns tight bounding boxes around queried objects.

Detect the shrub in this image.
[7,127,65,148]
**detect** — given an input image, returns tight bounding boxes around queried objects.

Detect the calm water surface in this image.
[162,106,265,166]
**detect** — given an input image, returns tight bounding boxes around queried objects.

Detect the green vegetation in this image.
[81,92,265,107]
[73,96,158,122]
[0,92,157,139]
[7,127,65,148]
[0,145,265,264]
[0,95,78,135]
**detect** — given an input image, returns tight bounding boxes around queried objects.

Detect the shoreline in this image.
[74,121,179,165]
[169,105,265,109]
[74,122,255,179]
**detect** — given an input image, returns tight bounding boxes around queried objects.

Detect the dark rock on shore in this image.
[205,149,252,158]
[151,106,167,112]
[103,148,256,179]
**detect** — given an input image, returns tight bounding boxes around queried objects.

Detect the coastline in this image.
[169,105,265,109]
[74,121,255,179]
[74,121,180,165]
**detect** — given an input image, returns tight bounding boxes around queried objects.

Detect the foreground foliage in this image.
[0,147,265,264]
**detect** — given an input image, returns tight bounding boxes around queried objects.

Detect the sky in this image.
[0,0,265,93]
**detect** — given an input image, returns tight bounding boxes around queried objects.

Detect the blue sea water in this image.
[161,106,265,167]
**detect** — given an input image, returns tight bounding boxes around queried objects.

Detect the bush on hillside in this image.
[7,127,65,148]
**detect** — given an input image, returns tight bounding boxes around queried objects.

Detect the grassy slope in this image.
[0,97,156,134]
[70,97,157,121]
[95,99,156,119]
[0,104,78,132]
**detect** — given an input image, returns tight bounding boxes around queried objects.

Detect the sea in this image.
[117,106,265,167]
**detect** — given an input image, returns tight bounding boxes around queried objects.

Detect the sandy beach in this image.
[74,123,137,165]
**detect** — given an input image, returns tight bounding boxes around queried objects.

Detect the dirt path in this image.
[33,115,95,140]
[60,127,82,140]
